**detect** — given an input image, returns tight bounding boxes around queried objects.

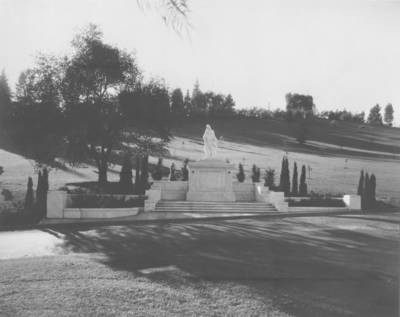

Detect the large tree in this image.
[367,104,383,125]
[62,25,142,185]
[8,55,65,165]
[384,103,394,126]
[170,88,184,118]
[285,93,315,119]
[0,69,11,125]
[191,80,207,116]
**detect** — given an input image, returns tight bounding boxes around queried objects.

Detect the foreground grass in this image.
[0,213,398,316]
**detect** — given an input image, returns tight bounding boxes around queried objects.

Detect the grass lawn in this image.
[0,213,398,316]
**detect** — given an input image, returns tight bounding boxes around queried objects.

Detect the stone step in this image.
[156,204,275,208]
[155,201,277,213]
[157,202,273,206]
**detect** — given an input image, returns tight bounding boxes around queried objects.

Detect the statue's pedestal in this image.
[187,159,235,202]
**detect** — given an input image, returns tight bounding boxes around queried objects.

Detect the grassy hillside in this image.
[1,117,399,210]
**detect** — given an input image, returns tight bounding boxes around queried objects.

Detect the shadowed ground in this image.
[0,213,399,316]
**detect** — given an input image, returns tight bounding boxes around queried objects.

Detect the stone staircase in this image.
[155,201,277,213]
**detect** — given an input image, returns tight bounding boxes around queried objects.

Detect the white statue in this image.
[203,124,218,158]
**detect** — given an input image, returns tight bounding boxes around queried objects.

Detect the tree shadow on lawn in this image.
[46,218,399,317]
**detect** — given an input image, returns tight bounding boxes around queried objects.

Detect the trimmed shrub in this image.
[152,158,164,181]
[288,198,345,207]
[119,156,133,194]
[357,170,364,196]
[251,164,261,183]
[264,168,275,189]
[24,177,34,211]
[299,165,308,196]
[170,163,177,181]
[134,157,141,194]
[140,155,149,193]
[291,162,298,196]
[237,163,245,182]
[370,174,376,204]
[182,158,189,181]
[279,157,290,196]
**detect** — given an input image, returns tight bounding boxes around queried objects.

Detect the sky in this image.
[0,0,399,124]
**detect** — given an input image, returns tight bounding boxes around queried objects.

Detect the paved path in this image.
[0,213,399,316]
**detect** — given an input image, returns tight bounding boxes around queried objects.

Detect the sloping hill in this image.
[1,117,399,209]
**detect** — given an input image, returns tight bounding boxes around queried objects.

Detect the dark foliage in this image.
[24,177,35,211]
[288,198,345,207]
[69,194,144,208]
[367,104,383,125]
[1,189,13,201]
[170,163,177,181]
[279,157,290,196]
[140,155,149,193]
[291,162,298,196]
[237,163,245,182]
[264,168,275,189]
[119,156,133,194]
[182,158,189,181]
[152,157,164,181]
[251,164,261,183]
[134,157,141,194]
[299,165,308,196]
[357,170,364,196]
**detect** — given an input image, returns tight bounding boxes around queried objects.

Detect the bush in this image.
[291,162,298,196]
[0,166,3,175]
[299,165,308,196]
[288,198,345,207]
[279,157,290,196]
[251,164,261,183]
[181,158,189,181]
[119,156,133,194]
[170,163,177,181]
[152,158,163,181]
[24,177,34,211]
[1,189,13,201]
[237,163,245,182]
[69,194,144,208]
[264,168,275,189]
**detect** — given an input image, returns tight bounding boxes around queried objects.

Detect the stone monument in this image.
[186,124,236,201]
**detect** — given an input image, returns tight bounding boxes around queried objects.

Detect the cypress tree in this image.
[134,157,141,194]
[299,165,308,196]
[119,156,133,193]
[181,158,189,181]
[370,174,376,205]
[141,155,149,193]
[363,173,370,210]
[357,170,364,196]
[170,163,177,181]
[24,177,34,211]
[42,168,49,218]
[282,157,290,196]
[237,163,245,182]
[291,162,298,196]
[279,157,285,191]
